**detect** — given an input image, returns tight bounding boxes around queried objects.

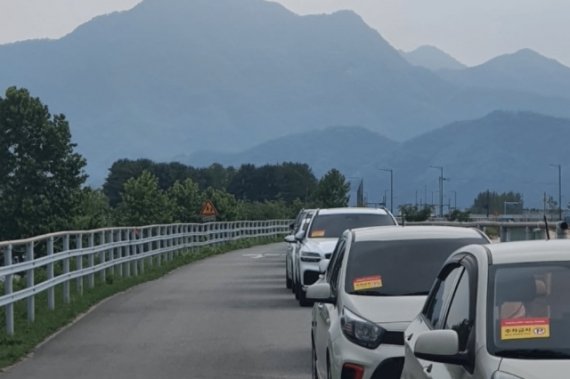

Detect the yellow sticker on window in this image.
[310,230,325,238]
[500,318,550,340]
[353,275,383,291]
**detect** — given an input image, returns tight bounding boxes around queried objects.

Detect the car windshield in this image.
[307,213,394,239]
[344,238,486,296]
[488,262,570,359]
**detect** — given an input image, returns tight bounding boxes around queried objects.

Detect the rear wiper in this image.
[495,349,570,359]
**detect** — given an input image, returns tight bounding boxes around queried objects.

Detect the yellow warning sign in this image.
[200,200,218,217]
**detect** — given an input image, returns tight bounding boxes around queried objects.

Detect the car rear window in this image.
[344,238,486,296]
[308,213,394,239]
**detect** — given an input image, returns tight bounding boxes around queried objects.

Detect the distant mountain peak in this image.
[401,45,466,71]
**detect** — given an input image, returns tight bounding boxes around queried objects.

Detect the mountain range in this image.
[1,0,570,185]
[189,111,570,210]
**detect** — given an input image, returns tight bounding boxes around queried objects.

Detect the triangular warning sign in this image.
[200,200,218,217]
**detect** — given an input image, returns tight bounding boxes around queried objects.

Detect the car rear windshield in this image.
[488,262,570,359]
[307,213,394,239]
[344,238,486,296]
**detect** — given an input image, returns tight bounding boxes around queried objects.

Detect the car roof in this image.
[352,225,487,243]
[316,207,390,216]
[487,239,570,265]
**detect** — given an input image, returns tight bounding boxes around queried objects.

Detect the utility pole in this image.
[550,164,562,220]
[430,166,444,217]
[378,168,394,213]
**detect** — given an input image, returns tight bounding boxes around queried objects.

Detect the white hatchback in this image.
[401,239,570,379]
[307,225,490,379]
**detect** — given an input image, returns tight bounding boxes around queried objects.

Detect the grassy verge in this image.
[0,236,283,369]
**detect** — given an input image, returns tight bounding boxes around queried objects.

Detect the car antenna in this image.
[544,215,550,240]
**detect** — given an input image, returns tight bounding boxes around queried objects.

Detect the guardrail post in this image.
[124,229,131,278]
[47,236,55,310]
[4,245,14,335]
[26,241,35,323]
[157,227,163,267]
[116,230,123,278]
[76,234,83,296]
[100,231,106,284]
[88,233,95,289]
[132,230,139,277]
[139,228,145,275]
[63,235,70,304]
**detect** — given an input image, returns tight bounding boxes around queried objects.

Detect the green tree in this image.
[168,178,203,222]
[312,169,350,208]
[71,188,113,230]
[470,190,523,215]
[0,87,87,239]
[400,205,432,222]
[116,171,173,226]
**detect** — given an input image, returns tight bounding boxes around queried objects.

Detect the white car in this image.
[401,239,570,379]
[285,209,315,290]
[307,225,490,379]
[293,207,397,306]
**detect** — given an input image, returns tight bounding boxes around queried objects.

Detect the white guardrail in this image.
[0,220,292,336]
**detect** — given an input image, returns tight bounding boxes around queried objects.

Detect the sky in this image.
[0,0,568,67]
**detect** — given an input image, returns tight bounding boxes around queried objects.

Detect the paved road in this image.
[2,243,311,379]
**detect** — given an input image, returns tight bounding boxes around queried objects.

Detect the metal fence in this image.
[0,220,291,336]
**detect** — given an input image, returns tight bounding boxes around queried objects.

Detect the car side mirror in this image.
[284,234,296,243]
[289,222,295,231]
[318,259,330,273]
[306,282,335,304]
[295,230,305,241]
[414,330,467,365]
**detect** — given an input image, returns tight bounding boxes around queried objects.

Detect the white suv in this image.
[285,209,315,290]
[401,239,570,379]
[293,207,397,306]
[307,225,490,379]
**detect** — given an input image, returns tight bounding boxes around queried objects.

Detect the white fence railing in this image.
[0,220,292,336]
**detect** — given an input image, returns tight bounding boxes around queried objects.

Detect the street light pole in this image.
[550,164,562,220]
[430,166,444,217]
[378,168,394,213]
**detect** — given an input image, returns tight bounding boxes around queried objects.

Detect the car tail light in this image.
[341,363,364,379]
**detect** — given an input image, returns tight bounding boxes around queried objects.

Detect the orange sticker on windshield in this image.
[353,275,383,291]
[500,318,550,340]
[311,230,325,238]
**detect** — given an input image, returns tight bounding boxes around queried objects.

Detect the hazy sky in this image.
[1,0,568,67]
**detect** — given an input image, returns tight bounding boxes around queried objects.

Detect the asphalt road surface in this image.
[2,243,311,379]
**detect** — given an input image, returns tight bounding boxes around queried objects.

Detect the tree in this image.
[168,178,203,222]
[0,87,87,239]
[400,205,432,222]
[470,190,523,215]
[72,188,113,230]
[312,169,350,208]
[116,171,173,226]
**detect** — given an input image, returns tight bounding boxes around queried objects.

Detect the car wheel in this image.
[286,265,292,289]
[326,355,332,379]
[298,287,312,307]
[294,282,300,300]
[312,337,318,379]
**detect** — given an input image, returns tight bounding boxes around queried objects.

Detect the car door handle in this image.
[406,333,413,341]
[423,364,433,374]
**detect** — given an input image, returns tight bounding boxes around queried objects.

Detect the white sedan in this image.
[307,225,490,379]
[401,239,570,379]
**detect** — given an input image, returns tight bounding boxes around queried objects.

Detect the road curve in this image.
[2,243,311,379]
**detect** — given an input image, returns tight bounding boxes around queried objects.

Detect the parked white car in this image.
[307,225,490,379]
[293,207,397,306]
[401,239,570,379]
[285,209,315,290]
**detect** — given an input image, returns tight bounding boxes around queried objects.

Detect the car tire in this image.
[326,355,332,379]
[286,276,292,289]
[294,282,300,300]
[312,336,318,379]
[298,287,312,307]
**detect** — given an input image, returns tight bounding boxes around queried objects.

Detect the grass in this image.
[0,236,282,369]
